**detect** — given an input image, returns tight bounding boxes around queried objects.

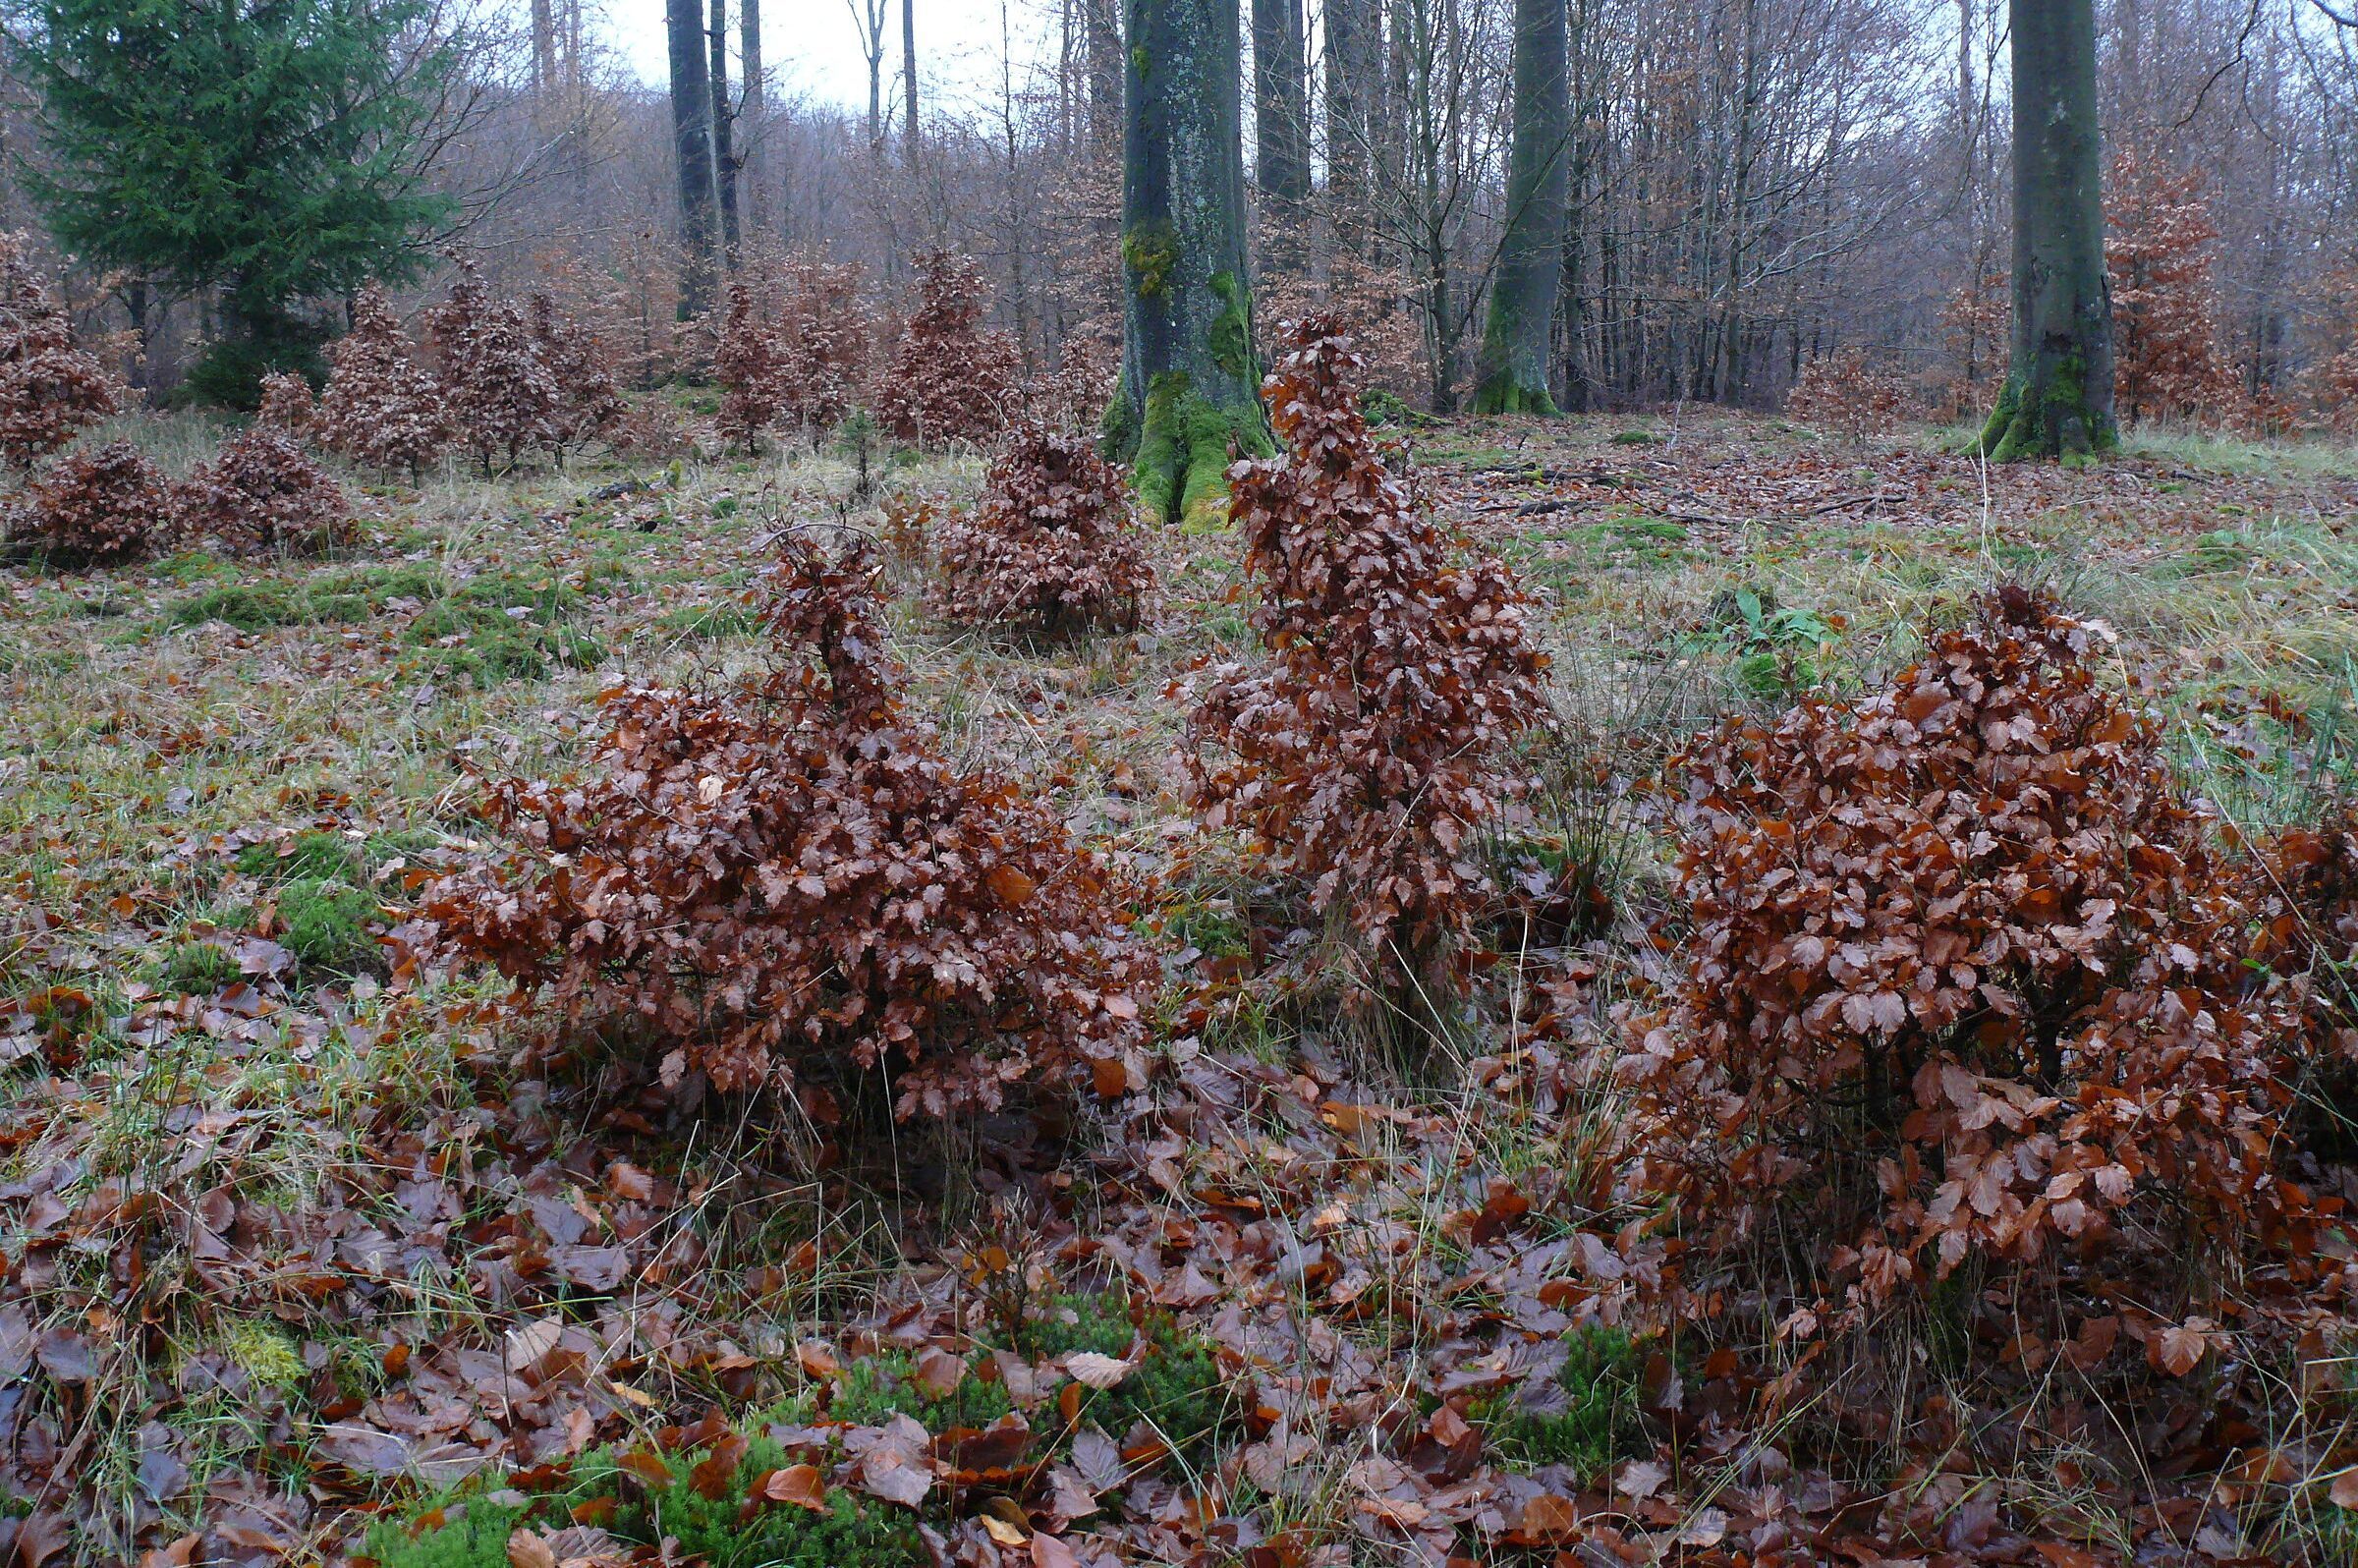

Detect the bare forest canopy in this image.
[0,0,2351,423]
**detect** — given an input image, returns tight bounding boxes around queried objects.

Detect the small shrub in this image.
[1783,347,1920,443]
[427,258,558,475]
[934,421,1153,635]
[237,830,364,883]
[1626,586,2315,1326]
[176,427,350,553]
[253,370,317,436]
[877,249,1015,445]
[714,279,778,453]
[776,257,871,431]
[423,538,1153,1118]
[525,289,625,459]
[2107,148,2240,428]
[0,231,119,468]
[1188,317,1546,998]
[318,282,448,480]
[5,441,174,567]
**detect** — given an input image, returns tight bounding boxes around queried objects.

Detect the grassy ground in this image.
[5,406,2357,1563]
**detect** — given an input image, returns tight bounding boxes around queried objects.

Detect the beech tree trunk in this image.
[1982,0,2114,460]
[1472,0,1570,413]
[1107,0,1266,527]
[904,0,922,178]
[1324,0,1374,241]
[668,0,717,317]
[710,0,741,257]
[1252,0,1310,270]
[740,0,762,230]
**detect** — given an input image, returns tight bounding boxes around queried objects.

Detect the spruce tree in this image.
[15,0,457,398]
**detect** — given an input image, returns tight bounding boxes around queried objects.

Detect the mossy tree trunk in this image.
[1471,0,1570,415]
[1981,0,2114,461]
[1105,0,1268,527]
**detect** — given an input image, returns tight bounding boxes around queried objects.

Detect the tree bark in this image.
[710,0,741,258]
[903,0,922,178]
[1472,0,1570,413]
[1251,0,1310,270]
[1086,0,1122,151]
[1107,0,1267,526]
[740,0,762,231]
[1982,0,2114,460]
[531,0,557,92]
[1324,0,1372,226]
[668,0,718,317]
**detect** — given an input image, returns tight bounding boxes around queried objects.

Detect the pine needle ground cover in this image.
[5,399,2358,1567]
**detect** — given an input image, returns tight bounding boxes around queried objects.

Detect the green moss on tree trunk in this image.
[1980,352,2115,463]
[1134,371,1263,531]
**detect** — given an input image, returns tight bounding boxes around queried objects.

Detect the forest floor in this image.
[5,403,2358,1568]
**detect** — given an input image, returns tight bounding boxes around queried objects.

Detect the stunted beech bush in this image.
[319,283,448,480]
[0,231,119,470]
[2106,149,2240,427]
[177,427,349,553]
[1783,347,1919,443]
[6,441,172,566]
[423,539,1153,1120]
[878,249,1014,444]
[1188,317,1546,991]
[428,259,559,475]
[935,421,1152,635]
[713,280,777,453]
[1624,587,2316,1321]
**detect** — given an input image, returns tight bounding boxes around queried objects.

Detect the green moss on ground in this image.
[1474,1323,1651,1480]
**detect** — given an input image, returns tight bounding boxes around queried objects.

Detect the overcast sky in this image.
[596,0,1052,112]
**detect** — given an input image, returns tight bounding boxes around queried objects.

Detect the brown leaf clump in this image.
[5,440,173,566]
[2106,148,2241,428]
[427,258,559,475]
[1188,317,1547,991]
[1782,347,1920,443]
[775,257,870,431]
[877,249,1015,445]
[252,370,317,437]
[527,290,626,458]
[423,538,1153,1121]
[318,283,449,480]
[712,280,777,453]
[0,232,120,471]
[176,427,350,554]
[934,422,1152,635]
[1625,586,2317,1322]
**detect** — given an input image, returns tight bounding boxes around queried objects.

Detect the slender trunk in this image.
[903,0,922,179]
[1251,0,1310,271]
[668,0,718,317]
[1325,0,1370,236]
[740,0,763,232]
[531,0,557,91]
[1111,0,1267,526]
[1087,0,1123,150]
[710,0,740,258]
[1472,0,1570,413]
[1982,0,2113,460]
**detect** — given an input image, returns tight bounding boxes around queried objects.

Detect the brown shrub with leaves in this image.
[776,258,870,432]
[526,290,626,459]
[0,232,120,470]
[319,283,448,480]
[935,422,1152,635]
[427,259,558,474]
[1624,586,2316,1328]
[5,441,173,566]
[1188,317,1546,992]
[176,428,349,553]
[421,538,1153,1120]
[878,249,1015,444]
[1783,347,1920,442]
[253,371,316,437]
[2106,149,2241,427]
[713,280,778,453]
